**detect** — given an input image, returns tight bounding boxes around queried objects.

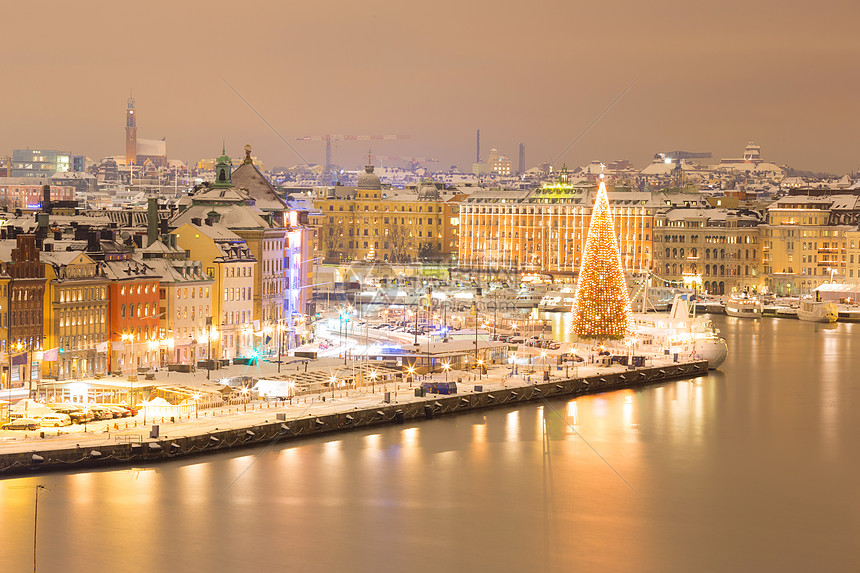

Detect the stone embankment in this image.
[0,360,708,475]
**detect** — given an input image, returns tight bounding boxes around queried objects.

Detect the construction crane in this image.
[655,151,712,188]
[373,155,439,170]
[296,134,410,177]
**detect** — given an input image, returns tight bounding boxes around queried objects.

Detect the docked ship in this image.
[796,297,838,323]
[633,295,728,369]
[725,292,762,318]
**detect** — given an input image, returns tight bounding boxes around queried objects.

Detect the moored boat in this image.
[725,292,762,318]
[633,295,728,369]
[797,298,838,323]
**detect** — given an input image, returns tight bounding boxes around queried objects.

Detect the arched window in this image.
[720,265,725,276]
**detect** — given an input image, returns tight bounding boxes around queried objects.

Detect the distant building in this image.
[125,96,167,168]
[314,163,461,264]
[11,149,85,178]
[0,179,76,209]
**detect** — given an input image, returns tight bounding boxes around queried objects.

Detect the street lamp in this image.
[369,369,377,393]
[193,392,200,419]
[442,360,450,382]
[477,359,484,381]
[241,387,249,411]
[406,365,415,388]
[329,375,337,399]
[207,323,217,380]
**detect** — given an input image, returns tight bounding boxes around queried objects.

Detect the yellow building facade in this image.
[761,197,849,296]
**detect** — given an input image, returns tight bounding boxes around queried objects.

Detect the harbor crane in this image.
[296,134,410,177]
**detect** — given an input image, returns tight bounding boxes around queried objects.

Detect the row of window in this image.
[60,286,105,303]
[120,302,158,319]
[325,204,444,213]
[224,287,252,301]
[176,287,210,300]
[119,283,158,296]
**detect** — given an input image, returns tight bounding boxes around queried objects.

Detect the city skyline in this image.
[3,0,859,174]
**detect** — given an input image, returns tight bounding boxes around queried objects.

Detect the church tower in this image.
[213,144,233,188]
[126,95,137,166]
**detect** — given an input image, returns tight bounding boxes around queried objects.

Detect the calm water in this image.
[2,316,859,573]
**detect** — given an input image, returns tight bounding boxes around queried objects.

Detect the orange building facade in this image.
[457,183,655,279]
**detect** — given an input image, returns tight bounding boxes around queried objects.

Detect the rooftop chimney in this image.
[147,196,158,247]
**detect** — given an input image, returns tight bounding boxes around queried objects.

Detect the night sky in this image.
[3,0,858,173]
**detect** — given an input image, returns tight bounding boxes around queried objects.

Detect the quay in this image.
[0,359,708,476]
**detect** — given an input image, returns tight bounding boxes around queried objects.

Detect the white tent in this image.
[11,399,53,418]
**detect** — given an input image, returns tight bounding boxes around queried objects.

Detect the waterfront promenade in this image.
[0,353,708,474]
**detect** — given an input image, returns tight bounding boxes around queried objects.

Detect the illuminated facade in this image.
[314,168,460,264]
[457,180,654,278]
[761,196,852,296]
[172,223,256,360]
[3,235,45,391]
[652,208,763,294]
[42,251,109,380]
[104,259,162,373]
[137,239,214,367]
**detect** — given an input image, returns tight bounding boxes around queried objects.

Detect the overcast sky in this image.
[2,0,858,174]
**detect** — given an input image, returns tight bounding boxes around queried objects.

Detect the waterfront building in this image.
[314,163,461,264]
[103,256,162,373]
[0,235,45,392]
[457,174,654,279]
[761,196,853,296]
[135,237,213,367]
[652,208,763,294]
[846,230,860,283]
[0,269,9,386]
[171,222,256,360]
[41,250,109,380]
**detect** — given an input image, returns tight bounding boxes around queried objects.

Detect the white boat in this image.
[633,295,728,369]
[797,298,838,323]
[537,286,576,312]
[725,293,762,318]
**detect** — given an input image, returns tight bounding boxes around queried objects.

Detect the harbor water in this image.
[1,315,858,572]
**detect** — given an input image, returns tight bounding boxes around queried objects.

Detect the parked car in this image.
[102,405,132,418]
[87,407,116,420]
[35,413,72,427]
[49,406,94,424]
[2,418,41,431]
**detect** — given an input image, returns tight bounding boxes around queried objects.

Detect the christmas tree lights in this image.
[569,177,633,339]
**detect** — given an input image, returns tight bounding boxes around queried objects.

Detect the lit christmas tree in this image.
[570,175,633,340]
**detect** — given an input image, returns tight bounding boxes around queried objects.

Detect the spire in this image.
[213,145,233,188]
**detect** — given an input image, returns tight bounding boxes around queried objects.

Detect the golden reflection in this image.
[621,390,635,429]
[505,410,520,442]
[472,422,486,443]
[364,433,381,448]
[536,405,544,435]
[401,426,418,448]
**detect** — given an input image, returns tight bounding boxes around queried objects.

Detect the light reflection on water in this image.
[1,317,859,572]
